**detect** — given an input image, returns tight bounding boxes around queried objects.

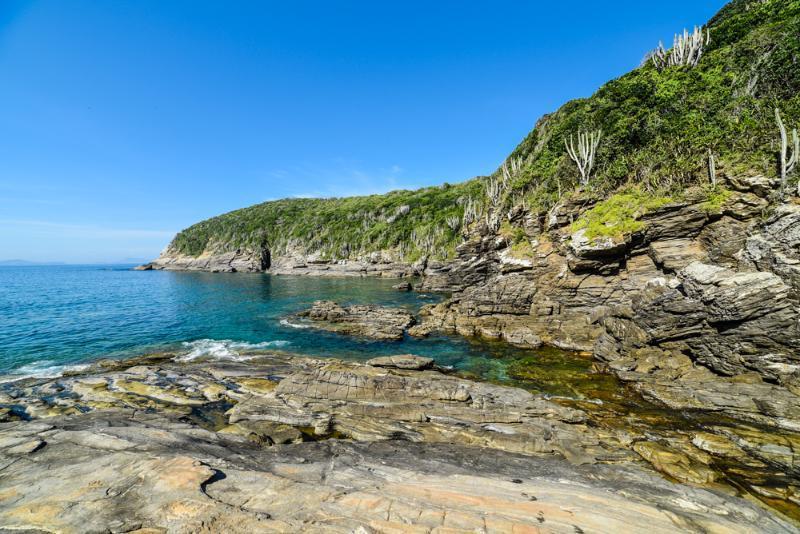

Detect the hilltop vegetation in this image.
[172,181,482,261]
[507,0,799,210]
[169,0,799,260]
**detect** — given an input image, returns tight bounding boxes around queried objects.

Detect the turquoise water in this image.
[0,264,530,380]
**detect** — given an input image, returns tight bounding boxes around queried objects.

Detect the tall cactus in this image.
[651,26,709,70]
[776,108,798,195]
[707,148,717,188]
[565,128,602,186]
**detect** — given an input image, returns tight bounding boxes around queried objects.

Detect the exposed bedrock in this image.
[142,243,419,277]
[0,354,795,532]
[298,300,416,340]
[138,242,271,273]
[408,184,800,431]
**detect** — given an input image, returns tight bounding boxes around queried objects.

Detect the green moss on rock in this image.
[571,189,674,239]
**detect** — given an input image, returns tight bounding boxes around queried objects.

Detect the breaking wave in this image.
[279,318,311,329]
[0,360,91,383]
[176,338,291,361]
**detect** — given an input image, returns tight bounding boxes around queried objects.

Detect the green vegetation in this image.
[571,189,674,239]
[169,0,799,259]
[699,185,734,213]
[171,181,482,261]
[498,220,535,259]
[508,0,800,207]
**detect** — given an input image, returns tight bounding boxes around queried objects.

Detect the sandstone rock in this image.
[366,354,434,370]
[298,300,416,340]
[1,353,798,528]
[569,228,627,259]
[633,441,719,485]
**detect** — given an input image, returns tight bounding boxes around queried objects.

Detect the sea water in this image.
[0,265,543,383]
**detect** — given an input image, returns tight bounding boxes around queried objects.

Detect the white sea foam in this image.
[176,339,291,361]
[279,318,311,329]
[0,360,91,383]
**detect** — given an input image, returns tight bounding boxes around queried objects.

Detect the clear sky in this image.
[0,0,725,263]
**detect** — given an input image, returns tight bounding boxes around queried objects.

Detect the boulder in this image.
[366,354,434,370]
[298,300,416,340]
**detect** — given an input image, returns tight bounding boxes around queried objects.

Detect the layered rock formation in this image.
[298,300,416,340]
[141,243,417,277]
[137,243,271,273]
[396,186,800,456]
[0,353,795,532]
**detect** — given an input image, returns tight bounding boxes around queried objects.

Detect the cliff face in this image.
[411,173,800,434]
[140,243,270,273]
[141,243,418,277]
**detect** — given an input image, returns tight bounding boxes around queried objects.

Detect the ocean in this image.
[0,264,553,385]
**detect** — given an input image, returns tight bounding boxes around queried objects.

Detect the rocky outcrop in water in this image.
[137,243,271,273]
[298,300,416,340]
[141,243,418,277]
[0,353,794,532]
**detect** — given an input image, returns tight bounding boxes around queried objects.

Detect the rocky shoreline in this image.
[126,175,800,528]
[1,351,797,532]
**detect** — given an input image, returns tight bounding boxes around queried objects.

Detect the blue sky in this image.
[0,0,724,263]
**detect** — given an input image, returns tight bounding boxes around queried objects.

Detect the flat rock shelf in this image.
[0,351,797,532]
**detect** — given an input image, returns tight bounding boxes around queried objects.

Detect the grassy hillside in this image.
[171,181,482,261]
[168,0,799,261]
[508,0,799,211]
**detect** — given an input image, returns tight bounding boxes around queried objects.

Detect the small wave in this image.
[176,338,291,362]
[0,360,91,383]
[279,318,311,329]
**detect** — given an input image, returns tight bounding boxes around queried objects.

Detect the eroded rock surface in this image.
[298,300,416,340]
[0,353,794,533]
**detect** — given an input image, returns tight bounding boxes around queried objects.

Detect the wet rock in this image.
[298,300,416,340]
[633,441,719,485]
[219,421,303,445]
[392,281,412,291]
